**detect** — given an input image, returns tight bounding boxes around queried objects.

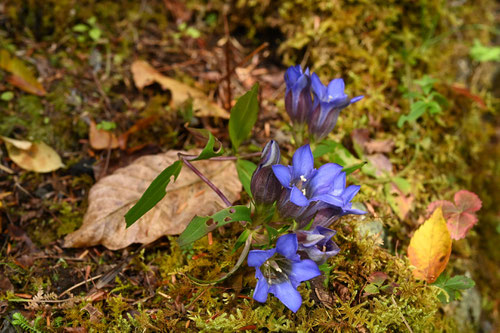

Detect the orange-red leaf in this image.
[408,207,452,283]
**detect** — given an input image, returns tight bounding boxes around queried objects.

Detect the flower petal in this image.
[292,144,314,180]
[247,249,276,267]
[308,163,343,196]
[350,95,364,103]
[342,185,361,203]
[276,234,298,259]
[270,281,303,313]
[272,165,292,188]
[290,186,310,207]
[314,193,344,207]
[311,73,325,99]
[289,259,321,283]
[253,274,270,303]
[326,78,346,100]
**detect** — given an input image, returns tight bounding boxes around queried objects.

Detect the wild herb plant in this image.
[125,65,364,312]
[398,75,448,128]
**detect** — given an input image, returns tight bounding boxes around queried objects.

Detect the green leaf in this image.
[236,159,257,197]
[232,229,251,253]
[432,274,475,304]
[364,284,380,295]
[96,120,117,131]
[312,140,342,158]
[124,160,183,228]
[89,28,102,41]
[414,75,436,95]
[393,177,411,195]
[342,162,367,175]
[177,205,252,249]
[470,39,500,62]
[228,84,259,149]
[72,24,88,32]
[193,132,224,161]
[0,91,14,101]
[426,100,442,114]
[408,101,428,121]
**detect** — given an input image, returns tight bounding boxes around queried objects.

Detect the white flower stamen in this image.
[302,189,307,196]
[300,175,307,182]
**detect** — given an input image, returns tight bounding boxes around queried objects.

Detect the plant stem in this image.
[180,156,232,207]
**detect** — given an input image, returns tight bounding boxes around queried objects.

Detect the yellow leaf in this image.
[407,207,452,283]
[0,50,46,96]
[131,60,229,119]
[1,136,64,173]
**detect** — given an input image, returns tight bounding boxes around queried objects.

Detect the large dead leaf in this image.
[1,136,63,173]
[131,60,229,118]
[0,50,46,96]
[64,149,241,250]
[407,207,452,283]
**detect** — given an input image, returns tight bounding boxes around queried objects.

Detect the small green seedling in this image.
[398,75,448,128]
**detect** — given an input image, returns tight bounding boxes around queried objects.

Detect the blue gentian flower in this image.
[284,65,313,124]
[248,234,321,312]
[296,226,340,264]
[250,140,283,205]
[308,73,363,140]
[272,144,365,220]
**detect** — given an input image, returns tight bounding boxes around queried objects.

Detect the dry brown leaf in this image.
[365,139,395,154]
[1,136,64,173]
[89,120,119,150]
[64,149,241,250]
[131,60,229,118]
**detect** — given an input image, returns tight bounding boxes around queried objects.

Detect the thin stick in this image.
[180,157,232,207]
[179,152,260,161]
[391,295,414,333]
[216,42,269,85]
[223,14,232,111]
[59,274,103,297]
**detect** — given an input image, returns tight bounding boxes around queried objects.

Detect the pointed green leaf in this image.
[228,84,259,149]
[177,205,252,248]
[343,162,367,175]
[193,132,224,161]
[236,159,257,197]
[125,160,183,228]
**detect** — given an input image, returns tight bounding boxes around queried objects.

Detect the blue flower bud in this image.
[251,141,283,205]
[284,65,313,124]
[308,73,363,140]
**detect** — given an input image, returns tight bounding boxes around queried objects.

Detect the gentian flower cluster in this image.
[248,141,364,312]
[284,65,363,140]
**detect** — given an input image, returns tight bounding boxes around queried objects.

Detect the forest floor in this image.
[0,1,499,332]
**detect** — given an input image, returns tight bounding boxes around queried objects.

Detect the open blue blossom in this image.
[309,73,363,140]
[284,65,313,124]
[248,234,320,312]
[296,226,340,264]
[272,144,365,221]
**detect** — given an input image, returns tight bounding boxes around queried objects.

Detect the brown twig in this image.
[216,42,269,86]
[391,295,414,333]
[92,72,112,117]
[223,14,232,111]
